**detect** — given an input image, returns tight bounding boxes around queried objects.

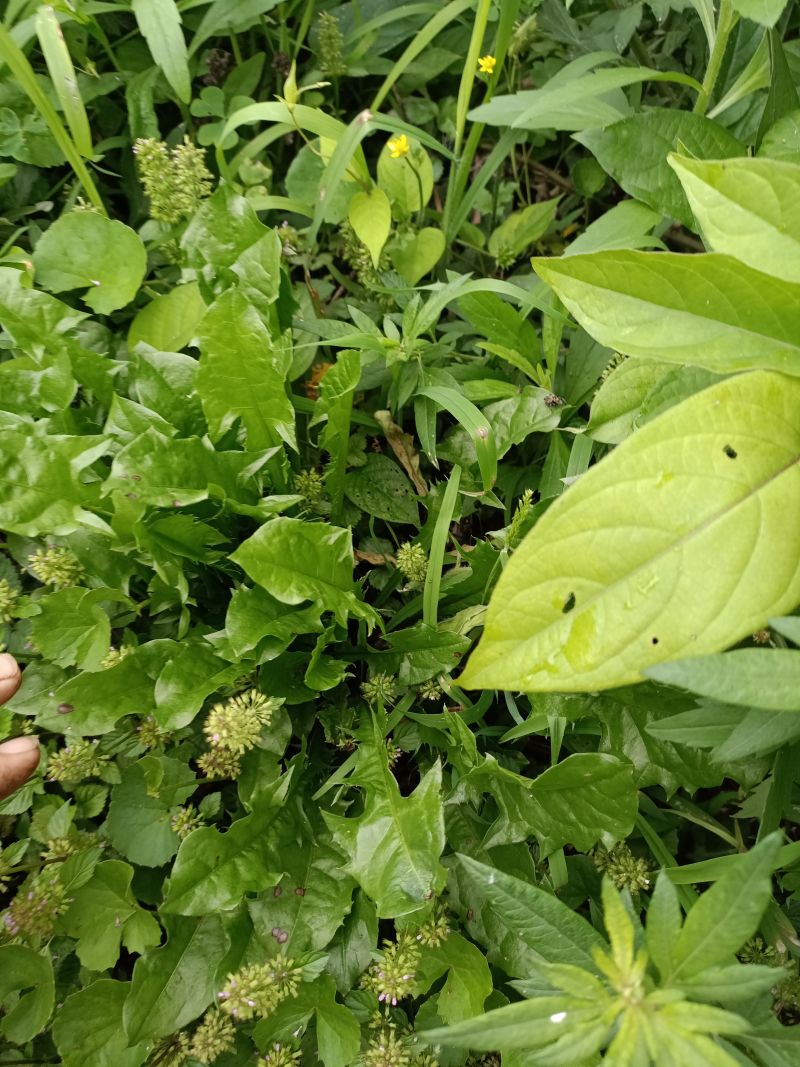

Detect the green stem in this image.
[693,0,738,115]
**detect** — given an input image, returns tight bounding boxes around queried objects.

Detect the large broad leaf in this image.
[55,981,149,1067]
[231,517,378,627]
[27,587,111,671]
[0,431,108,537]
[128,282,207,352]
[668,154,800,282]
[647,650,800,711]
[576,109,743,229]
[449,856,605,977]
[732,0,788,27]
[323,717,447,917]
[196,287,296,451]
[534,251,800,375]
[131,0,191,103]
[33,213,147,314]
[0,945,54,1044]
[669,833,783,980]
[123,915,228,1043]
[460,371,800,692]
[162,773,291,914]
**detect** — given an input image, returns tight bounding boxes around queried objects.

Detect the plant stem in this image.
[693,0,737,115]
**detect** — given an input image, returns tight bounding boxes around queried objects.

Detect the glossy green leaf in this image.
[323,716,446,917]
[587,358,674,444]
[669,833,783,979]
[451,856,605,976]
[461,371,800,692]
[669,154,800,282]
[131,0,191,103]
[106,759,191,867]
[33,213,146,314]
[35,4,92,157]
[421,995,599,1051]
[577,109,743,228]
[0,945,54,1043]
[231,517,379,627]
[197,287,296,451]
[128,282,207,352]
[123,915,228,1042]
[415,933,493,1024]
[647,650,800,711]
[534,251,800,374]
[55,981,149,1067]
[348,187,391,268]
[162,774,291,914]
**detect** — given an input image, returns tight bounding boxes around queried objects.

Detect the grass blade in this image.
[423,464,462,627]
[35,5,92,158]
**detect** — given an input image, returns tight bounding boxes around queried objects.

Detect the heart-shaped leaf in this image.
[391,228,445,285]
[348,187,391,268]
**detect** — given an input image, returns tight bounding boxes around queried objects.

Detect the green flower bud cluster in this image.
[258,1044,303,1067]
[101,645,131,670]
[138,714,169,750]
[0,578,19,622]
[41,831,96,863]
[149,1031,191,1067]
[363,1022,411,1067]
[415,907,450,948]
[361,673,398,707]
[466,1056,500,1067]
[170,805,204,840]
[189,1010,236,1063]
[592,842,651,895]
[317,12,347,77]
[362,932,421,1006]
[295,469,325,507]
[508,15,539,59]
[197,746,242,780]
[339,221,390,288]
[417,679,442,703]
[203,689,279,756]
[738,937,779,966]
[28,546,84,588]
[506,488,534,550]
[2,866,69,941]
[133,137,213,225]
[396,543,428,583]
[48,738,109,784]
[218,957,301,1021]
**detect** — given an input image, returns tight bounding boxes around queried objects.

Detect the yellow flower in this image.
[478,54,497,74]
[387,133,410,159]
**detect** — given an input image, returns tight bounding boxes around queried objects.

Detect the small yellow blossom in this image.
[478,54,497,74]
[387,133,410,159]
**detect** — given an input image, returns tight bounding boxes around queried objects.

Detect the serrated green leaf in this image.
[323,717,446,917]
[461,371,800,692]
[535,251,800,375]
[162,773,291,914]
[669,155,800,282]
[197,287,296,451]
[28,587,110,671]
[33,213,146,314]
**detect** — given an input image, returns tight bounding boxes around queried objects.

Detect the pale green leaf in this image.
[131,0,191,103]
[33,213,146,314]
[647,649,800,710]
[732,0,787,27]
[534,251,800,375]
[196,287,296,451]
[128,282,207,352]
[489,198,560,262]
[391,227,446,285]
[669,155,800,282]
[460,371,800,692]
[348,187,391,268]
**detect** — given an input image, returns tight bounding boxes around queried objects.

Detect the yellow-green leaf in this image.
[460,370,800,693]
[669,154,800,282]
[347,187,391,268]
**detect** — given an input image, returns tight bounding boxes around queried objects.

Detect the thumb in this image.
[0,735,40,801]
